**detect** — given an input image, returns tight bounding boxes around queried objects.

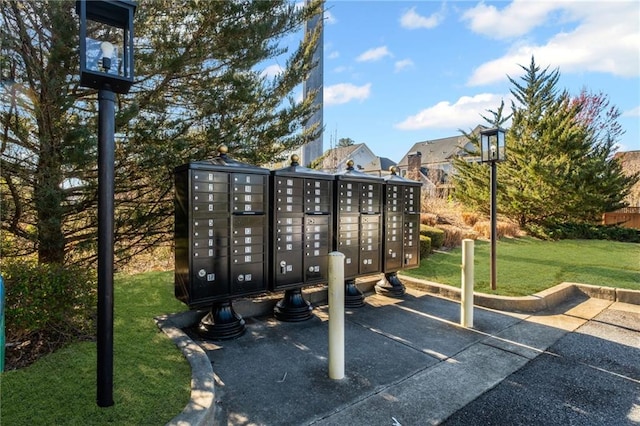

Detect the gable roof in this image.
[397,125,487,167]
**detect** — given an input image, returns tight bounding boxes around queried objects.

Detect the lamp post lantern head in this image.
[77,0,137,93]
[479,127,506,163]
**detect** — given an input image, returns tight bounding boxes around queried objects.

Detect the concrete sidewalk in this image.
[157,277,637,425]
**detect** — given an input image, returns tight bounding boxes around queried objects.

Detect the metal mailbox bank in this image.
[334,160,384,307]
[270,155,334,321]
[174,146,270,339]
[375,166,421,296]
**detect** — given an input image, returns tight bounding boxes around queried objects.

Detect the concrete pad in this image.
[526,312,589,332]
[194,312,439,426]
[563,297,613,320]
[314,343,530,426]
[481,319,571,359]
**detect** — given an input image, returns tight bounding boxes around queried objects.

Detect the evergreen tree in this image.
[453,57,637,227]
[1,0,323,265]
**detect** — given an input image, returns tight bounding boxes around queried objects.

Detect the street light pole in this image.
[490,160,497,291]
[97,86,116,407]
[479,127,505,291]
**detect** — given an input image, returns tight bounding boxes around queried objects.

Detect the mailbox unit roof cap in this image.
[335,159,384,182]
[173,145,270,174]
[273,155,334,180]
[383,166,422,186]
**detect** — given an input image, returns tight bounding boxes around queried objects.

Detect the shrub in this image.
[3,260,97,342]
[438,225,465,248]
[528,222,640,242]
[420,235,432,258]
[473,220,520,239]
[461,212,480,226]
[420,225,444,249]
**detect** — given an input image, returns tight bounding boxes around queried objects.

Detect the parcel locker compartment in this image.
[274,252,304,286]
[230,262,266,296]
[340,247,360,278]
[404,246,420,268]
[304,254,328,282]
[189,257,230,304]
[359,252,380,275]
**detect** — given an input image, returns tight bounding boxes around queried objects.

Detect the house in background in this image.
[317,143,396,176]
[396,125,486,197]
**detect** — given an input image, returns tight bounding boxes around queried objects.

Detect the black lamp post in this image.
[77,0,136,408]
[479,127,506,291]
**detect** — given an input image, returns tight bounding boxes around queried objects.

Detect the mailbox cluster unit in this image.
[334,163,384,307]
[378,169,422,296]
[174,149,420,339]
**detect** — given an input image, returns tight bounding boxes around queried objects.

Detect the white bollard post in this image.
[461,239,474,328]
[328,251,345,380]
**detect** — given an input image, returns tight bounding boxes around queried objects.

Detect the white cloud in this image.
[261,64,283,79]
[324,83,372,106]
[324,9,336,25]
[462,0,557,39]
[467,2,640,86]
[400,6,444,30]
[395,93,510,130]
[623,106,640,117]
[328,51,339,59]
[394,59,414,73]
[356,46,392,62]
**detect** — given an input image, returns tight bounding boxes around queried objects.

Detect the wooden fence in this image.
[602,207,640,229]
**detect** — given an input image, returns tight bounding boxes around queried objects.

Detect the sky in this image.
[312,0,640,163]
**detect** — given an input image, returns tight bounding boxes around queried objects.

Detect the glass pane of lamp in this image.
[85,20,124,77]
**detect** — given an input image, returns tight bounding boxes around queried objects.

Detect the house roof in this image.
[397,125,487,167]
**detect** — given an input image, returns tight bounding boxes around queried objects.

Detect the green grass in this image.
[403,237,640,296]
[1,271,191,425]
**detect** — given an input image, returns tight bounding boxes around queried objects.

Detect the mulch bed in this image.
[4,331,93,371]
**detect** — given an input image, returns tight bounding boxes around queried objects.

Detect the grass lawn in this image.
[403,237,640,296]
[1,271,191,425]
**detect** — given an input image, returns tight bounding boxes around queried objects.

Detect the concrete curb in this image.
[158,275,639,426]
[155,311,215,426]
[397,274,640,312]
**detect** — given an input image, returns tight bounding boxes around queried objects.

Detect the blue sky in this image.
[314,0,640,163]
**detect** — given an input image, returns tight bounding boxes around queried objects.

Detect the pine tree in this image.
[1,0,324,265]
[453,57,637,228]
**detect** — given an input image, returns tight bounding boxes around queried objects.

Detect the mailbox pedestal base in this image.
[274,288,313,322]
[344,279,365,308]
[375,272,406,297]
[197,300,245,340]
